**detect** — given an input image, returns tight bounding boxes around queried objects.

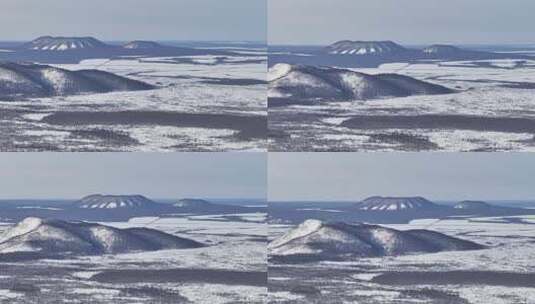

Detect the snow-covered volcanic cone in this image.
[122,40,163,49]
[21,36,110,51]
[356,196,439,212]
[0,217,205,257]
[325,40,407,55]
[268,64,453,101]
[269,220,484,261]
[75,194,162,209]
[0,62,154,99]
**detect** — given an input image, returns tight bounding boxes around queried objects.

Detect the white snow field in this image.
[0,50,266,151]
[269,59,535,151]
[268,216,535,304]
[0,213,267,304]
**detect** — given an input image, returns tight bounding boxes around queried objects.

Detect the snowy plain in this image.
[268,216,535,304]
[269,58,535,151]
[0,213,267,304]
[0,50,267,151]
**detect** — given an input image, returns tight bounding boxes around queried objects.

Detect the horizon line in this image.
[268,41,535,47]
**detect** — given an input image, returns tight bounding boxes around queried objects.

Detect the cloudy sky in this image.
[269,0,535,45]
[0,0,266,41]
[268,153,535,201]
[0,153,266,199]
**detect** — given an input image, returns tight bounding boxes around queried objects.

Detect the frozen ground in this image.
[269,58,535,151]
[268,216,535,303]
[0,213,267,303]
[0,50,267,151]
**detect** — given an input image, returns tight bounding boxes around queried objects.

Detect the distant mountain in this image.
[0,36,237,64]
[0,62,154,99]
[21,36,110,51]
[123,40,163,49]
[175,198,213,208]
[269,40,532,69]
[454,200,493,210]
[325,40,407,55]
[269,64,453,102]
[174,198,258,214]
[422,44,462,55]
[0,217,205,259]
[356,196,439,212]
[75,194,164,210]
[269,198,535,225]
[269,219,484,262]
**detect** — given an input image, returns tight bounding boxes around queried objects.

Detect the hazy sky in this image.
[0,153,266,199]
[268,153,535,201]
[0,0,266,41]
[269,0,535,45]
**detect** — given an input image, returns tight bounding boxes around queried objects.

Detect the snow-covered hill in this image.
[173,198,259,214]
[356,196,438,212]
[0,62,154,98]
[454,200,493,210]
[0,217,205,257]
[174,198,213,208]
[422,44,462,55]
[123,40,162,49]
[21,36,110,51]
[75,194,161,209]
[325,40,407,55]
[269,220,484,260]
[269,64,453,101]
